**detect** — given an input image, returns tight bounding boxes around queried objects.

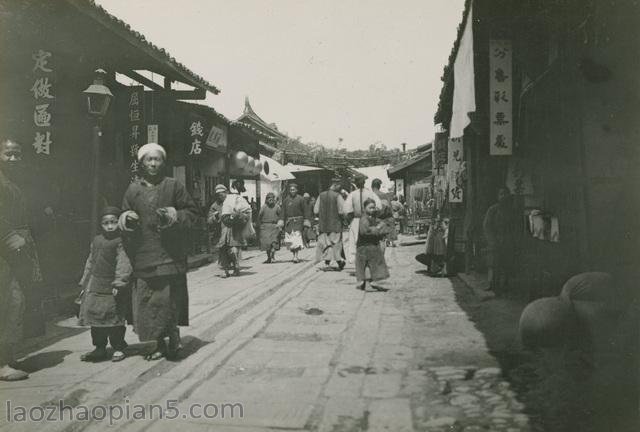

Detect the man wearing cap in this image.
[207,184,228,248]
[217,179,254,277]
[118,143,199,360]
[314,178,346,270]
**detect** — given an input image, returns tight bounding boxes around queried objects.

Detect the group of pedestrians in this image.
[1,136,398,382]
[1,140,199,381]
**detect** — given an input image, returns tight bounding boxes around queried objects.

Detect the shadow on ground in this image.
[447,275,639,432]
[15,350,73,373]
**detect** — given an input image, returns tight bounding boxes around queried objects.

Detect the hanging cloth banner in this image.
[447,137,464,203]
[489,39,513,155]
[449,5,475,139]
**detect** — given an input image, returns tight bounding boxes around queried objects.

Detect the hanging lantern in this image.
[235,151,248,168]
[254,161,263,175]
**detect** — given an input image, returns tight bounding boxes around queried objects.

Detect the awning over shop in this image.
[387,151,432,178]
[260,154,295,182]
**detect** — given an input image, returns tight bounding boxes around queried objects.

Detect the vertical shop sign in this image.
[31,49,55,155]
[447,137,464,202]
[127,86,144,180]
[433,131,448,170]
[489,39,513,156]
[147,124,158,143]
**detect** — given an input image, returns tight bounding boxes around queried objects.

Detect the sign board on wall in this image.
[127,86,145,179]
[447,137,463,202]
[489,39,513,156]
[205,124,227,150]
[30,49,56,155]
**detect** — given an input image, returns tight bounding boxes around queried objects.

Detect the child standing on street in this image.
[78,206,133,362]
[356,198,390,291]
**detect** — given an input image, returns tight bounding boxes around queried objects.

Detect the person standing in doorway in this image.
[0,139,43,381]
[314,178,346,271]
[280,183,310,263]
[118,143,199,361]
[483,186,519,295]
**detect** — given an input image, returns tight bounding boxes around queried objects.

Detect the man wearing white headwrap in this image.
[117,143,199,361]
[136,143,166,162]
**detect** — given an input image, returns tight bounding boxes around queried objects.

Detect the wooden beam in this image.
[121,70,163,90]
[164,77,173,90]
[166,88,206,100]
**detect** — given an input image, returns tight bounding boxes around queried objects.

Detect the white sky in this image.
[97,0,465,150]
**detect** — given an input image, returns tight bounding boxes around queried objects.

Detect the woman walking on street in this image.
[217,180,254,277]
[258,192,282,263]
[118,143,199,361]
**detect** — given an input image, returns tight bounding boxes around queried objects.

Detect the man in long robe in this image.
[482,187,518,294]
[314,178,345,270]
[343,178,381,264]
[280,183,310,263]
[119,143,199,360]
[0,139,43,381]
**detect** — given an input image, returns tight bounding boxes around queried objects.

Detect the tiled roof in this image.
[66,0,220,94]
[387,151,432,175]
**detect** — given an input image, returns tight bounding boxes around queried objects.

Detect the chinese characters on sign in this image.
[489,39,513,156]
[31,49,54,155]
[447,137,464,203]
[128,87,144,180]
[188,120,204,155]
[205,124,227,150]
[147,124,158,143]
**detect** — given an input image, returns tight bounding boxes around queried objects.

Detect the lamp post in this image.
[83,69,113,237]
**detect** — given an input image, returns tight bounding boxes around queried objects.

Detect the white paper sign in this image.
[489,39,513,156]
[147,124,158,143]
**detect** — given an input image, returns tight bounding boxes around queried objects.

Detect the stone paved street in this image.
[0,239,533,432]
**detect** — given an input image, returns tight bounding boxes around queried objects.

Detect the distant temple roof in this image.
[237,97,288,142]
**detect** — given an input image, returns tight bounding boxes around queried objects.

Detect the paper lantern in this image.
[235,151,248,168]
[254,161,263,175]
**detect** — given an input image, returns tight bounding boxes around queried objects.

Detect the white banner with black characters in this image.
[447,137,463,203]
[489,39,513,156]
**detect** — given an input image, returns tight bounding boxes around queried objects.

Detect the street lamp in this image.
[83,69,113,237]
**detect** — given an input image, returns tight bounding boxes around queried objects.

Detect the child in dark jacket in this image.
[356,198,390,291]
[78,206,132,362]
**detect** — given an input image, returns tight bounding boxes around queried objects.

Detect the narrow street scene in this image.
[1,1,639,431]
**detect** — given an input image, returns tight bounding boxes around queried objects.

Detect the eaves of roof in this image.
[65,0,220,94]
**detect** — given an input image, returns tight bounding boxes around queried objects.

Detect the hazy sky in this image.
[96,0,465,150]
